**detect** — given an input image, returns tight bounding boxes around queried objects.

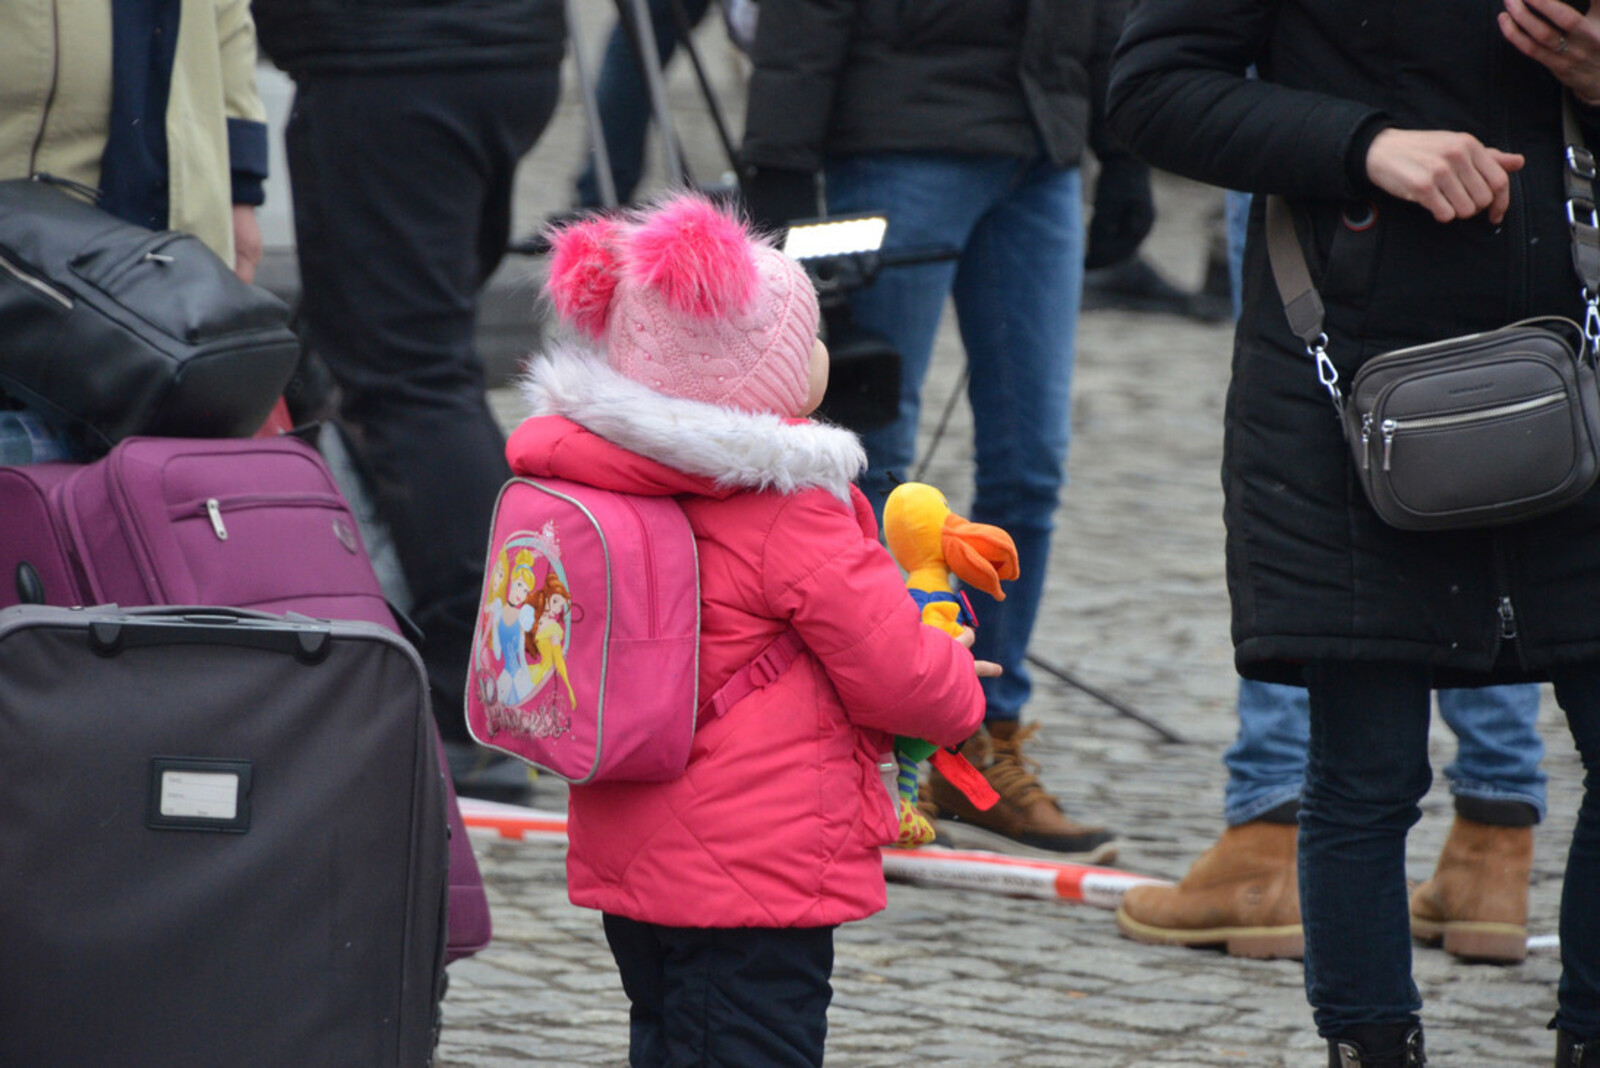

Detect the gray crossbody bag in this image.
[1267,95,1600,531]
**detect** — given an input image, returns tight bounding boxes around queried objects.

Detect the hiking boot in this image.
[1115,819,1303,959]
[924,721,1119,862]
[1329,1023,1426,1068]
[1410,813,1533,964]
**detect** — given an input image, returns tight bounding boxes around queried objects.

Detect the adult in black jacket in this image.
[251,0,565,802]
[1108,0,1600,1062]
[741,0,1150,863]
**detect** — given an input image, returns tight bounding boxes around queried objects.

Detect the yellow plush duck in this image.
[882,482,1020,847]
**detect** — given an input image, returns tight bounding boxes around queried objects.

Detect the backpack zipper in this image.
[0,250,73,309]
[620,496,658,635]
[1376,390,1565,471]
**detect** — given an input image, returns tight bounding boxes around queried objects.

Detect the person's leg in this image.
[1546,664,1600,1046]
[854,157,1110,859]
[823,152,1001,520]
[1438,684,1547,817]
[952,159,1080,723]
[1225,679,1310,824]
[575,0,714,207]
[603,913,670,1068]
[285,65,559,776]
[1225,189,1251,321]
[652,924,834,1068]
[1301,660,1432,1045]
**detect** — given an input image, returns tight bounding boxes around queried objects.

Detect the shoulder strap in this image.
[696,629,807,726]
[1265,194,1326,348]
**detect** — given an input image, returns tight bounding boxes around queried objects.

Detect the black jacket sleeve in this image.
[1106,0,1387,200]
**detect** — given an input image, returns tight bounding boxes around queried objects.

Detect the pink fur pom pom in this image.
[625,194,759,320]
[546,216,626,338]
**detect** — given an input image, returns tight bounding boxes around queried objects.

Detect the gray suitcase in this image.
[0,604,448,1068]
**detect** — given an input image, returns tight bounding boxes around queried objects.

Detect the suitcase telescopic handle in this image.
[86,608,332,664]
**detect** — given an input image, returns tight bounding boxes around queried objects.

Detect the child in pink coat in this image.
[509,193,990,1067]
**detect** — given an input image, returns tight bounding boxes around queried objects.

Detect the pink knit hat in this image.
[543,193,820,416]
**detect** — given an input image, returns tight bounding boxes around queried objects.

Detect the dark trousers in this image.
[284,64,559,740]
[1300,659,1600,1039]
[602,914,835,1067]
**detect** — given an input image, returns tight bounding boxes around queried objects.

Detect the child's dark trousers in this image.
[602,914,836,1067]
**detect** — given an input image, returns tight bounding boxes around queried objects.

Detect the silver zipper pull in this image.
[204,498,228,540]
[1361,413,1374,470]
[1381,419,1398,472]
[1499,596,1518,640]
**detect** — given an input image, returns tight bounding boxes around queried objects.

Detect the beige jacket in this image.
[0,0,267,263]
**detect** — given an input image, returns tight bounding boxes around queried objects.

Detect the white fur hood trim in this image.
[520,345,867,503]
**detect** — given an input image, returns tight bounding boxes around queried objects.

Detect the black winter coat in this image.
[1107,0,1600,686]
[251,0,565,75]
[740,0,1129,173]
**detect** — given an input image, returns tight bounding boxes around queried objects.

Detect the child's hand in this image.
[953,626,1003,677]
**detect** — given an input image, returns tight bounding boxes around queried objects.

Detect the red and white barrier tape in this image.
[456,798,1170,910]
[879,847,1169,909]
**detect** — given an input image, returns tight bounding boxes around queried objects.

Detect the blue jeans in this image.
[1226,679,1547,825]
[824,153,1084,722]
[574,0,713,207]
[1225,188,1251,321]
[1299,661,1600,1038]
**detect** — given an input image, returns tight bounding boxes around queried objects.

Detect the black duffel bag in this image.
[0,177,299,452]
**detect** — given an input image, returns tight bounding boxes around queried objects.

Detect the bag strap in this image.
[696,628,807,726]
[1267,92,1600,418]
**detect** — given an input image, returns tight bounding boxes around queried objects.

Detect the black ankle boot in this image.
[1558,1029,1600,1067]
[1328,1023,1426,1067]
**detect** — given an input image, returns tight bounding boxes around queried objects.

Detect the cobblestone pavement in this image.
[431,10,1582,1064]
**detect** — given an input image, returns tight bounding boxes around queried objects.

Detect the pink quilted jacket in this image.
[507,350,988,928]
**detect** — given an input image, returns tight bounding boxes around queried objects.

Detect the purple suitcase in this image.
[0,434,491,962]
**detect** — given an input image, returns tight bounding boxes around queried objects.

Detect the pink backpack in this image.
[465,476,802,784]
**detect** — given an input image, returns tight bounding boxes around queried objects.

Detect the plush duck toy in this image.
[882,481,1019,847]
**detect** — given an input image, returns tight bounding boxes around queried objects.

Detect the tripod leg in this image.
[569,0,619,208]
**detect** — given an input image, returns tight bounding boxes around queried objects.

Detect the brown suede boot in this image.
[924,721,1119,862]
[1115,820,1303,959]
[1409,814,1532,964]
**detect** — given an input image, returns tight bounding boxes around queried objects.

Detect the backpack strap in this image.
[697,629,807,726]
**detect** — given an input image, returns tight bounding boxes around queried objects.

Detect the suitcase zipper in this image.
[1377,390,1566,471]
[0,250,73,309]
[189,494,351,541]
[205,499,228,540]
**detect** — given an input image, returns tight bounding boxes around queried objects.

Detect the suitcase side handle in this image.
[87,610,332,663]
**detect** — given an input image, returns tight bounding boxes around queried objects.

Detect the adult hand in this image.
[1365,129,1525,224]
[1499,0,1600,106]
[1085,155,1156,270]
[232,204,263,284]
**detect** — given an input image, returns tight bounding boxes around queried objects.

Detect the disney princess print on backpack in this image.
[471,521,577,746]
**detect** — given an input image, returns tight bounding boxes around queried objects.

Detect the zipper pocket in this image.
[620,495,658,637]
[0,250,73,308]
[1376,390,1566,471]
[175,493,350,541]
